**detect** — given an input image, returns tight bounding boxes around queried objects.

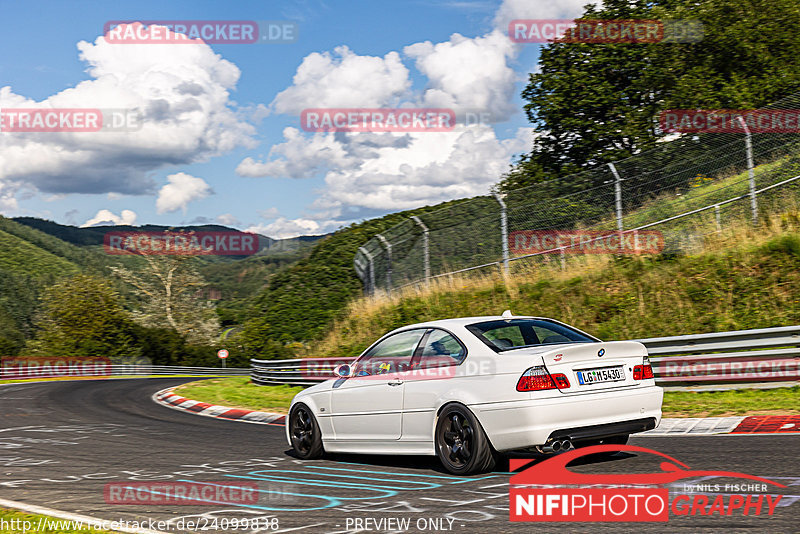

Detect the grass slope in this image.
[314,225,800,359]
[173,376,302,413]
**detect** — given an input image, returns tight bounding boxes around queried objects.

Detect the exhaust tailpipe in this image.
[539,439,573,454]
[541,439,562,453]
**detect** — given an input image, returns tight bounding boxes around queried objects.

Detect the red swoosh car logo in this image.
[510,445,786,488]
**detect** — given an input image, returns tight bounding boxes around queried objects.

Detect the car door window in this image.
[355,329,426,375]
[416,329,466,369]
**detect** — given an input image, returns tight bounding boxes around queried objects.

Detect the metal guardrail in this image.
[251,357,344,386]
[0,364,250,380]
[251,326,800,388]
[636,325,800,385]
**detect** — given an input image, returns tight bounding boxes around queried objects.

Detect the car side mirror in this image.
[334,364,353,378]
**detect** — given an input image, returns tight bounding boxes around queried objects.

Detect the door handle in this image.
[387,380,404,386]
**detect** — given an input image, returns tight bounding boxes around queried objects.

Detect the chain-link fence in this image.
[354,92,800,294]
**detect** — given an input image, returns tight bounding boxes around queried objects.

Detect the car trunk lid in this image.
[506,341,649,393]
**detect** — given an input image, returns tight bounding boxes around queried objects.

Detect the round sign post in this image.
[217,349,229,368]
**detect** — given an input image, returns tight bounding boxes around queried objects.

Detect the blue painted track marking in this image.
[167,464,503,512]
[307,465,499,483]
[241,469,443,489]
[223,472,413,493]
[223,471,402,499]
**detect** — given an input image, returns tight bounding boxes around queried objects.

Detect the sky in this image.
[0,0,591,238]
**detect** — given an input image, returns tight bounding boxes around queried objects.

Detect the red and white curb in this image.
[153,386,286,426]
[642,415,800,436]
[153,386,799,436]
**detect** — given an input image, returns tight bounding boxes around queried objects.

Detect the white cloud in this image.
[81,208,137,227]
[245,217,344,239]
[234,0,580,225]
[216,213,240,226]
[258,207,280,219]
[271,46,411,115]
[493,0,594,29]
[156,172,211,214]
[405,30,518,122]
[0,181,19,212]
[317,126,533,214]
[0,22,257,203]
[236,128,412,179]
[236,127,356,178]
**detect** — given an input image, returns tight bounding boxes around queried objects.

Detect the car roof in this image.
[391,315,552,331]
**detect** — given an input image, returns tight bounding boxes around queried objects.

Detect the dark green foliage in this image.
[135,326,226,367]
[27,274,141,361]
[505,0,800,190]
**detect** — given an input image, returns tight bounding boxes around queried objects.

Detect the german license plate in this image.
[577,366,624,385]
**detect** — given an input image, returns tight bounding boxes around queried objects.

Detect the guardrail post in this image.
[411,215,430,284]
[714,204,721,233]
[608,162,624,234]
[376,234,392,293]
[357,246,375,295]
[493,193,509,275]
[737,116,758,226]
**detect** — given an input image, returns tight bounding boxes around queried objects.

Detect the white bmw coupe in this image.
[287,312,663,474]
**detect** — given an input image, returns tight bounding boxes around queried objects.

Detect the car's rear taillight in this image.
[633,356,654,380]
[517,366,570,391]
[553,374,570,389]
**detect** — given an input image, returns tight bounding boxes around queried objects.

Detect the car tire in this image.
[289,403,324,459]
[435,404,496,475]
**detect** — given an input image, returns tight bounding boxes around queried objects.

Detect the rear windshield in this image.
[466,319,597,352]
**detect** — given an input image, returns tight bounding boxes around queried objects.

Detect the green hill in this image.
[0,216,108,272]
[0,216,107,355]
[236,198,474,354]
[0,227,81,278]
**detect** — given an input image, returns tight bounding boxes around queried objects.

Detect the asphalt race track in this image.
[1,378,798,533]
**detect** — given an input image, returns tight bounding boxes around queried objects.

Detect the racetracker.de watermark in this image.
[103,231,259,256]
[509,230,665,255]
[104,481,259,505]
[301,108,456,132]
[660,109,800,133]
[302,358,495,381]
[0,356,111,379]
[103,20,297,44]
[509,19,703,44]
[0,108,142,132]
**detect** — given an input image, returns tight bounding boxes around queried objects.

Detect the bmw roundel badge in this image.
[598,348,605,357]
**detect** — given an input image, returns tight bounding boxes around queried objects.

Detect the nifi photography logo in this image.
[509,445,785,522]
